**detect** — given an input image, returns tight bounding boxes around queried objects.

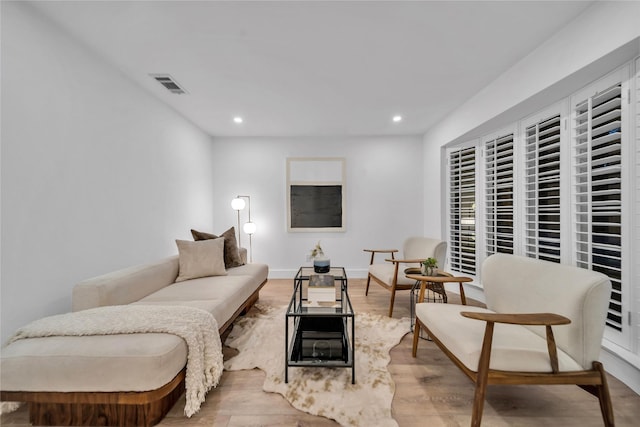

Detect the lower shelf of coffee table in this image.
[286,315,354,381]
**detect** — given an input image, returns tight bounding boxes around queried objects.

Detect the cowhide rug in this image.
[224,304,410,427]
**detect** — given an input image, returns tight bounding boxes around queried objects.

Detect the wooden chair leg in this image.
[459,282,467,305]
[365,250,375,297]
[594,361,615,427]
[388,288,396,317]
[578,363,615,427]
[471,384,487,427]
[387,263,401,317]
[471,321,495,427]
[412,318,421,357]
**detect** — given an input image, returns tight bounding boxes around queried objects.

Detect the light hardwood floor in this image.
[2,278,639,426]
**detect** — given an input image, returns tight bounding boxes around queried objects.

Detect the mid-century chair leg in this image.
[471,322,495,427]
[388,288,396,317]
[577,362,615,426]
[365,274,371,296]
[459,282,467,305]
[471,386,486,427]
[594,361,615,427]
[412,319,421,357]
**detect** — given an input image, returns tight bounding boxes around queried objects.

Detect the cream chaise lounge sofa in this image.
[1,238,268,427]
[412,253,614,427]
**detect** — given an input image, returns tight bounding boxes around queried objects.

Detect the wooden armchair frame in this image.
[412,310,615,427]
[363,249,427,316]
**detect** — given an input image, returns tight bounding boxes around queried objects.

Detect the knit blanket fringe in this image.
[7,305,223,417]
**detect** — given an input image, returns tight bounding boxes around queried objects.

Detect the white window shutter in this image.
[448,146,477,275]
[571,73,626,336]
[524,115,562,262]
[484,133,514,256]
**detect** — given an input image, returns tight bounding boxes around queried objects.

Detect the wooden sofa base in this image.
[1,280,267,426]
[414,318,615,427]
[2,370,185,427]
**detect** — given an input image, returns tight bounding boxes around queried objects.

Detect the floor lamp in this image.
[231,195,256,262]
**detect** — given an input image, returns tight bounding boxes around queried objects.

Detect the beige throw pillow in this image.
[175,237,227,282]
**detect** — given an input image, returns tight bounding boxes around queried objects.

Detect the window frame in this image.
[569,64,632,346]
[481,126,518,263]
[519,102,570,264]
[446,140,480,281]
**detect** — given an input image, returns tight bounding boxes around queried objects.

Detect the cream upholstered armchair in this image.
[364,237,447,317]
[412,253,614,426]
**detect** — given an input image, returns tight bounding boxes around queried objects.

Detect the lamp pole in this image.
[232,195,255,262]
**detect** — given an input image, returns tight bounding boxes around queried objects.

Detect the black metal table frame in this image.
[285,266,355,384]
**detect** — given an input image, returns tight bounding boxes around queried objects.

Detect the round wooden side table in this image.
[406,271,472,305]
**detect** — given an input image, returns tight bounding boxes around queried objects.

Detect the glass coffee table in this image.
[285,267,355,383]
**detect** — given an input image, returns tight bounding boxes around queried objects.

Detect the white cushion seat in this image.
[368,263,416,287]
[415,303,583,373]
[133,268,268,331]
[0,333,186,392]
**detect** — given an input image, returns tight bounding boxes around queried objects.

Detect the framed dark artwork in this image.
[286,158,346,232]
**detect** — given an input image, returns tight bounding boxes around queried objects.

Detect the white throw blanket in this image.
[7,305,223,417]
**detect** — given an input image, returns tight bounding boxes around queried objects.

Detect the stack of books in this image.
[308,274,336,303]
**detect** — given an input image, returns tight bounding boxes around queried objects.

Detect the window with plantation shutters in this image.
[484,133,514,256]
[571,76,626,335]
[448,146,476,275]
[445,62,636,355]
[524,115,562,262]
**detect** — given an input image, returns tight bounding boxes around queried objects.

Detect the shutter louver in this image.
[525,115,561,262]
[485,133,514,256]
[572,83,623,332]
[449,147,476,275]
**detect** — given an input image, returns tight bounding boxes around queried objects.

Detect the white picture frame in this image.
[286,157,346,232]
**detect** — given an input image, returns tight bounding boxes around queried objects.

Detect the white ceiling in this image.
[29,0,594,137]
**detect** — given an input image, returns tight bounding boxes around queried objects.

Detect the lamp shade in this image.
[243,221,256,235]
[231,197,246,211]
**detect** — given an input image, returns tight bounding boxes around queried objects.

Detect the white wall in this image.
[210,136,424,279]
[422,136,442,238]
[0,2,215,343]
[424,1,640,148]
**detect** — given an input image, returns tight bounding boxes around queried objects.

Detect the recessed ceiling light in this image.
[233,116,243,124]
[392,115,403,123]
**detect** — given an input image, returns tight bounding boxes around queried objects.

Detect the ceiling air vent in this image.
[150,74,186,94]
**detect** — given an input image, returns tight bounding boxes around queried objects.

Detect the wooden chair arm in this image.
[460,312,571,326]
[386,258,426,264]
[364,249,398,265]
[461,311,570,374]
